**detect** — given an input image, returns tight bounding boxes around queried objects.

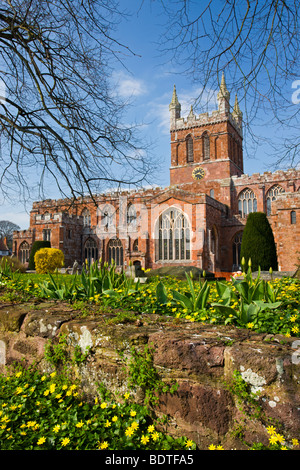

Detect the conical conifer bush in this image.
[240,212,278,271]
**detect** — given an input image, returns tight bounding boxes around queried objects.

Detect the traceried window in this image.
[238,188,257,218]
[108,238,123,266]
[156,208,190,261]
[203,132,210,160]
[232,232,243,269]
[266,185,285,216]
[19,241,30,264]
[186,135,194,163]
[84,238,98,264]
[82,208,91,227]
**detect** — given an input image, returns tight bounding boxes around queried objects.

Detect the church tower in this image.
[169,74,244,188]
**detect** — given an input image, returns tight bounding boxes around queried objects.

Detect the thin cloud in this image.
[113,71,148,99]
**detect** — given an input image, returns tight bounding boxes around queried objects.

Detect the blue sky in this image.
[0,1,296,230]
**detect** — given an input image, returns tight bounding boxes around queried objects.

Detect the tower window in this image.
[203,132,210,160]
[186,136,194,163]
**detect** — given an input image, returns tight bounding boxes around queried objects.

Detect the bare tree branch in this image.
[0,0,156,203]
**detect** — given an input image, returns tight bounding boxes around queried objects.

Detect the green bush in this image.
[240,212,278,271]
[28,240,51,270]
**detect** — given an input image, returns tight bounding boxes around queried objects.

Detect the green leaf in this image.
[156,281,168,304]
[171,290,193,311]
[211,303,237,318]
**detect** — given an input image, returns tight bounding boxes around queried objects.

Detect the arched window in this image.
[291,211,296,225]
[127,204,137,227]
[238,188,257,218]
[82,208,91,227]
[19,241,30,264]
[84,238,98,264]
[156,208,190,261]
[186,135,194,163]
[132,239,139,251]
[203,132,210,160]
[232,232,243,269]
[108,238,123,266]
[266,185,285,216]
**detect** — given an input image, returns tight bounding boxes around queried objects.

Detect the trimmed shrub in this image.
[34,248,64,274]
[28,241,51,270]
[240,212,278,271]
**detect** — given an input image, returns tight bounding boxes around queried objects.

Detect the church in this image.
[13,75,300,274]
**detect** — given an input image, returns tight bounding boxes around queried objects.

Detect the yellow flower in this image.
[131,421,139,430]
[76,421,84,428]
[247,322,254,329]
[185,439,194,448]
[141,435,149,445]
[147,424,155,433]
[53,425,60,433]
[61,437,70,447]
[292,438,299,447]
[124,392,130,400]
[266,425,276,435]
[151,432,160,441]
[275,433,285,444]
[49,383,56,394]
[37,436,46,445]
[99,441,109,449]
[104,420,111,428]
[100,402,107,409]
[216,445,224,450]
[208,444,216,450]
[130,410,137,417]
[125,427,134,437]
[112,416,118,422]
[269,435,279,445]
[15,371,22,378]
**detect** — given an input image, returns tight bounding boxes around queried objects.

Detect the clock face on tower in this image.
[192,167,205,181]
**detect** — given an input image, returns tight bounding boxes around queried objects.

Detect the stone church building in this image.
[13,75,300,274]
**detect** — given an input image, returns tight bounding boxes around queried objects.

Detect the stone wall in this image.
[0,299,299,450]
